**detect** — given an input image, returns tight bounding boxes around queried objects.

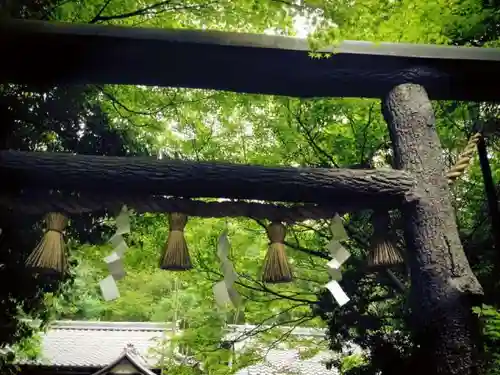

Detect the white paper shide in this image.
[322,213,351,307]
[100,275,120,301]
[213,280,232,307]
[104,252,126,280]
[330,214,348,241]
[214,230,241,308]
[325,280,350,307]
[100,205,131,301]
[327,240,351,269]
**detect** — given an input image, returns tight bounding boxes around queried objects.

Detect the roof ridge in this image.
[50,320,174,331]
[47,320,327,336]
[90,343,157,375]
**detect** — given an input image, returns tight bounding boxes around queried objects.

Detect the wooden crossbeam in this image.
[0,192,342,222]
[0,151,415,209]
[2,19,500,101]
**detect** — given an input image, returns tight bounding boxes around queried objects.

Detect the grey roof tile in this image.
[92,344,157,375]
[21,320,342,374]
[233,349,338,375]
[30,321,168,367]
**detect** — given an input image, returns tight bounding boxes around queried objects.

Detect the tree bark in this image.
[382,84,483,375]
[0,150,415,209]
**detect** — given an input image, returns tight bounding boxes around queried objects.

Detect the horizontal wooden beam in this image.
[0,151,415,209]
[0,191,343,222]
[2,20,500,101]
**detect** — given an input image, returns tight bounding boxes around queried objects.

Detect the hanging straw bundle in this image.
[262,222,292,283]
[26,212,68,275]
[160,213,192,271]
[367,211,403,268]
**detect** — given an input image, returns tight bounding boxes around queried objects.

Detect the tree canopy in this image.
[1,0,500,375]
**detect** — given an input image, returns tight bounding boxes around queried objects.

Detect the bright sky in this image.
[293,14,315,38]
[154,9,324,160]
[262,6,320,38]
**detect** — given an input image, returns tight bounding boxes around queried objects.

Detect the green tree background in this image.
[1,0,500,374]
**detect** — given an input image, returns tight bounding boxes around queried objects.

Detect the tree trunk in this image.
[382,84,483,375]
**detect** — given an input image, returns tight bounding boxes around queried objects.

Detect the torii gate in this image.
[2,18,500,375]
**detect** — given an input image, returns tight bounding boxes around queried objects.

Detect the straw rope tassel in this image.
[26,212,68,275]
[446,132,481,184]
[262,222,292,283]
[160,213,192,271]
[368,211,403,268]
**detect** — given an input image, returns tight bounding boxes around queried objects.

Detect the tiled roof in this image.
[25,321,171,367]
[92,343,156,375]
[21,321,354,374]
[234,349,339,375]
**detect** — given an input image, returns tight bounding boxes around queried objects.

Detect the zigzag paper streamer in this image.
[114,241,129,257]
[326,240,351,269]
[109,234,129,257]
[109,233,124,247]
[104,252,126,280]
[322,214,350,307]
[101,205,131,301]
[221,260,238,286]
[100,275,120,301]
[213,280,232,307]
[227,285,242,307]
[326,263,342,281]
[115,205,131,235]
[217,229,230,260]
[330,213,348,241]
[214,230,241,308]
[325,280,349,307]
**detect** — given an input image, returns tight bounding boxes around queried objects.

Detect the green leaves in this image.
[472,304,500,374]
[7,1,500,374]
[308,0,466,45]
[340,353,368,374]
[51,0,293,32]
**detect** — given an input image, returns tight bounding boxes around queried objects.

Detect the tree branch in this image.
[89,0,114,23]
[227,313,314,346]
[90,0,173,23]
[237,276,316,304]
[253,219,331,259]
[289,103,340,168]
[359,103,376,164]
[96,85,152,116]
[89,1,216,23]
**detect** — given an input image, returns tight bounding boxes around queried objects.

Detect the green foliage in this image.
[52,0,293,32]
[340,353,368,374]
[11,332,43,362]
[151,310,229,375]
[54,212,327,327]
[473,305,500,374]
[2,1,500,375]
[0,1,299,369]
[307,0,496,46]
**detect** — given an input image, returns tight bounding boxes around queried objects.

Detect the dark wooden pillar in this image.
[0,94,11,149]
[382,84,483,375]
